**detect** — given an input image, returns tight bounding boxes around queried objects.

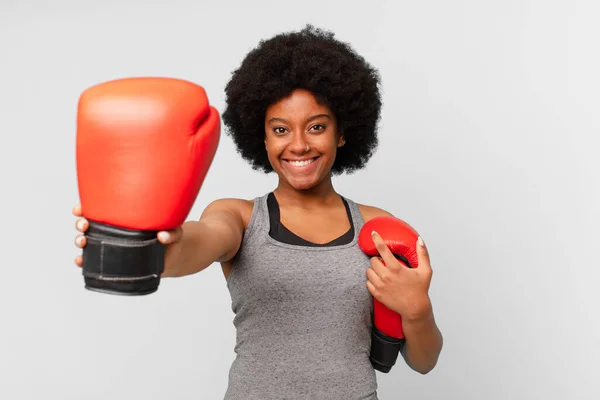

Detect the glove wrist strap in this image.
[81,221,165,296]
[370,327,405,373]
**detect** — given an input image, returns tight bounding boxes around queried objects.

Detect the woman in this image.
[73,25,443,399]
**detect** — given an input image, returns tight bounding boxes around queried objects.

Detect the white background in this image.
[1,0,598,399]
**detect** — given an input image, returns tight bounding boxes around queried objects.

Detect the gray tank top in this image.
[225,193,378,399]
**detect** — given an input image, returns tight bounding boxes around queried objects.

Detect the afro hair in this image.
[222,24,382,175]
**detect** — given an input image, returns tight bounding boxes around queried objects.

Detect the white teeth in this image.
[288,159,315,167]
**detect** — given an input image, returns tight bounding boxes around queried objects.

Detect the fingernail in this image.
[418,236,424,247]
[76,236,83,246]
[158,232,170,242]
[371,230,377,236]
[77,220,83,230]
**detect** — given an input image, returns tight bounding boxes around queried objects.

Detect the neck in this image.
[273,175,340,209]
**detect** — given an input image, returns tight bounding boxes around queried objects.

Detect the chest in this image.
[279,210,351,245]
[231,243,372,309]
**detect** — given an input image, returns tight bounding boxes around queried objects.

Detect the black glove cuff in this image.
[370,327,405,373]
[81,221,165,296]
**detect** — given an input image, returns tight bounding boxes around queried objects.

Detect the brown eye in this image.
[273,127,287,135]
[310,124,326,132]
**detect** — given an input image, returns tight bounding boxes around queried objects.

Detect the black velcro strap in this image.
[81,221,165,296]
[370,327,405,373]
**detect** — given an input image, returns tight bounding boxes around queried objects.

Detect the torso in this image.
[222,192,389,399]
[220,195,391,280]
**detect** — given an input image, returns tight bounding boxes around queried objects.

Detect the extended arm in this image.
[162,199,247,278]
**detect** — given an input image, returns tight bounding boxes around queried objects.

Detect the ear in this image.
[337,132,346,147]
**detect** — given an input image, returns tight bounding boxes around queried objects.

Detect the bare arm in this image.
[400,306,443,374]
[358,203,444,374]
[162,199,247,278]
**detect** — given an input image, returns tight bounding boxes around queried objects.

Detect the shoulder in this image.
[202,197,255,229]
[204,197,255,212]
[356,203,394,223]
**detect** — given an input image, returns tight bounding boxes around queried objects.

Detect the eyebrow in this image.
[267,114,331,124]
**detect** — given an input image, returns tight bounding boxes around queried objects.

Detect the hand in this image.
[72,204,88,268]
[72,204,183,276]
[365,232,434,321]
[157,226,184,277]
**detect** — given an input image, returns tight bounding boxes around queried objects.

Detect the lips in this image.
[287,158,316,167]
[282,156,319,172]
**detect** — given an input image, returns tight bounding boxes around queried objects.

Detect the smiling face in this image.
[264,89,345,191]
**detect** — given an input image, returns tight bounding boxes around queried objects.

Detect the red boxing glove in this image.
[358,216,420,373]
[76,77,220,295]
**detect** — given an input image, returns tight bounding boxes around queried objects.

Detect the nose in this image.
[289,131,309,153]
